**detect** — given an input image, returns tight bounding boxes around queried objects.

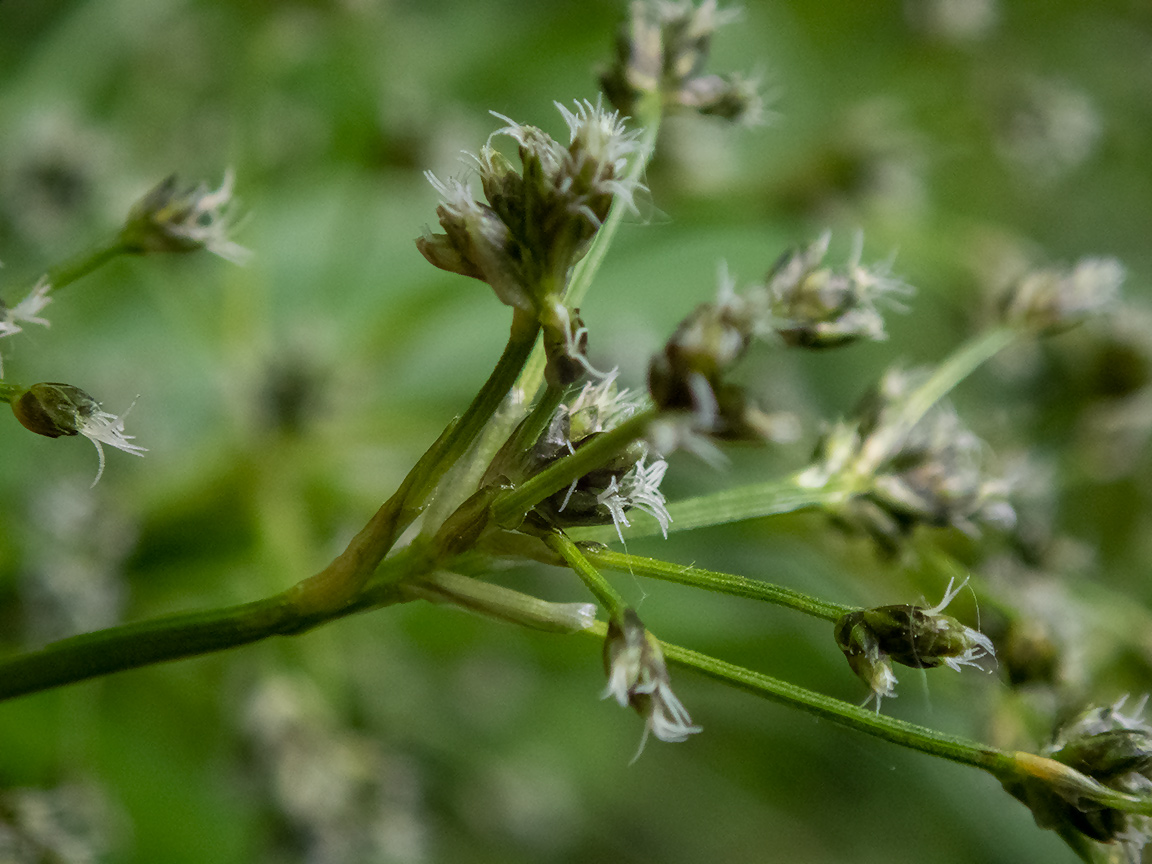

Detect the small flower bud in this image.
[600,0,761,124]
[120,171,250,264]
[801,368,1014,552]
[833,612,898,711]
[540,300,597,388]
[1006,696,1152,856]
[527,376,671,540]
[10,383,146,484]
[766,231,909,349]
[419,101,642,312]
[998,256,1124,334]
[835,578,995,710]
[603,608,701,753]
[648,268,776,445]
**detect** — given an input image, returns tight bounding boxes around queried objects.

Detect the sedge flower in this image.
[418,100,643,313]
[835,577,995,711]
[10,383,146,485]
[603,609,701,756]
[0,278,53,375]
[120,170,250,264]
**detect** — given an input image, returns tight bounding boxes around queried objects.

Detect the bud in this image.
[527,375,671,540]
[801,368,1014,552]
[120,171,250,264]
[603,608,701,754]
[540,299,596,388]
[998,256,1123,334]
[766,231,909,349]
[648,267,777,446]
[834,578,995,711]
[418,100,642,312]
[1005,696,1152,856]
[833,612,898,711]
[600,0,762,124]
[10,383,146,484]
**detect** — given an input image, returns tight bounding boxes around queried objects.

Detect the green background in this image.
[1,1,1151,861]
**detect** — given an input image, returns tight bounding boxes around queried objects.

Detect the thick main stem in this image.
[0,578,410,702]
[288,310,540,611]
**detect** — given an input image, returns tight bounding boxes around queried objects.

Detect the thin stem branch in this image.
[891,326,1018,442]
[43,237,132,294]
[571,471,846,543]
[547,531,626,616]
[583,547,855,620]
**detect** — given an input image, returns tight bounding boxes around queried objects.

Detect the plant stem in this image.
[288,309,540,611]
[43,237,131,294]
[658,633,1011,770]
[582,547,855,620]
[571,471,846,543]
[0,562,414,702]
[547,531,627,616]
[490,408,657,528]
[892,326,1018,441]
[565,107,661,311]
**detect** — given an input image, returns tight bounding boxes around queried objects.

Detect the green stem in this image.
[290,310,541,612]
[43,237,131,294]
[0,381,25,403]
[407,308,542,509]
[890,326,1018,444]
[582,547,854,620]
[0,564,414,703]
[490,408,657,527]
[565,108,661,311]
[624,631,1152,821]
[547,531,627,616]
[571,471,846,543]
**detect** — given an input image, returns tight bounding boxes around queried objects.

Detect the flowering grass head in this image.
[120,171,250,264]
[418,100,642,314]
[766,231,910,348]
[603,609,701,754]
[528,375,671,540]
[10,382,145,485]
[835,577,995,710]
[601,0,761,123]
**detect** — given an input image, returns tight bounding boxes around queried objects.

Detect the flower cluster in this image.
[766,231,909,348]
[1006,696,1152,860]
[528,375,671,541]
[834,577,996,710]
[418,100,642,315]
[998,256,1124,334]
[600,0,761,123]
[603,609,701,754]
[120,170,250,264]
[647,268,775,455]
[801,367,1015,552]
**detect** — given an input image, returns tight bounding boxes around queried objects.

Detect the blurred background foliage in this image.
[1,0,1151,861]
